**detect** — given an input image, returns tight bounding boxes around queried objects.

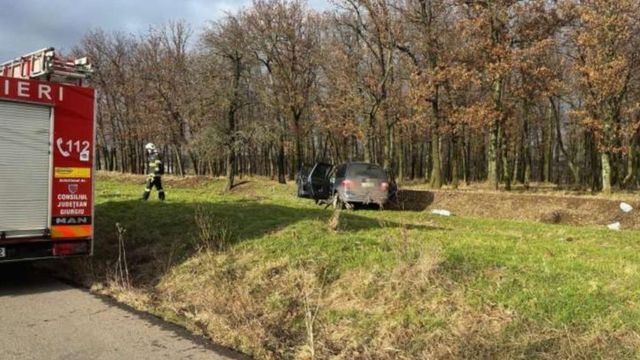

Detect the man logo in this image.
[68,184,78,194]
[53,216,91,225]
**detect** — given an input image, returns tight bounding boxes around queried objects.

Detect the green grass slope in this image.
[77,173,640,359]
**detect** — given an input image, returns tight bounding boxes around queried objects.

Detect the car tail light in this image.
[380,182,389,191]
[342,179,354,189]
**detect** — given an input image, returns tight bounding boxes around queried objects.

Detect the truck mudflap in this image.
[0,239,90,263]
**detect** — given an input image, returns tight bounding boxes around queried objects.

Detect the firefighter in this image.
[142,143,165,201]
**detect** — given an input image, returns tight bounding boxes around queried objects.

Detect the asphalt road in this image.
[0,264,246,360]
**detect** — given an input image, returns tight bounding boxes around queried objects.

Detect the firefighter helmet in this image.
[145,143,157,154]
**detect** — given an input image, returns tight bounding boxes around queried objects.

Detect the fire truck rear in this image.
[0,48,95,262]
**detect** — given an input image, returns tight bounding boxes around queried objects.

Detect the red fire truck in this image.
[0,48,95,262]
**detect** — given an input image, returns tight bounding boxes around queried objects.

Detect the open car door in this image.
[308,162,333,200]
[296,164,312,198]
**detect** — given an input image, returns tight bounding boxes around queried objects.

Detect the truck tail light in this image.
[53,241,89,257]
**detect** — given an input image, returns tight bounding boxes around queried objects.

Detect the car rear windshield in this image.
[347,164,386,179]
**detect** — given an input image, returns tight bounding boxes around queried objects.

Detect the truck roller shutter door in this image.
[0,101,51,236]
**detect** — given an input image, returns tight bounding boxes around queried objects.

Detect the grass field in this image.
[73,172,640,359]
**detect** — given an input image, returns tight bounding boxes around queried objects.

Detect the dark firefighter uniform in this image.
[142,154,165,200]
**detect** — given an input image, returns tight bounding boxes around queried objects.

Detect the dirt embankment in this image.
[97,171,216,188]
[97,171,639,229]
[393,189,640,229]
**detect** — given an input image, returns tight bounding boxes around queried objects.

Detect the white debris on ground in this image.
[620,202,633,213]
[608,222,621,231]
[607,202,634,230]
[432,209,452,217]
[605,202,634,231]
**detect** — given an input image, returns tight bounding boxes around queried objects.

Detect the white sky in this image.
[0,0,330,61]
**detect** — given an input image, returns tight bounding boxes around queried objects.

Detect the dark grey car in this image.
[297,162,396,208]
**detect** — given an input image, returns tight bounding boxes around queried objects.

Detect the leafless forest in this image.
[79,0,640,193]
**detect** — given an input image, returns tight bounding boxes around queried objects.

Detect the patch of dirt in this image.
[390,190,435,211]
[162,175,217,188]
[391,189,640,229]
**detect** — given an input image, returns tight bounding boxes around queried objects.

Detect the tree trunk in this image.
[225,109,237,190]
[462,129,469,185]
[488,69,504,190]
[451,135,460,189]
[544,109,554,183]
[225,150,235,191]
[523,119,531,188]
[277,136,286,184]
[398,135,405,183]
[364,129,372,163]
[622,134,638,188]
[269,144,276,180]
[502,127,512,191]
[418,142,424,181]
[488,124,499,189]
[289,146,296,181]
[189,150,199,175]
[424,138,432,181]
[383,122,394,170]
[549,97,579,187]
[430,132,442,188]
[173,145,185,176]
[601,151,612,194]
[293,111,303,179]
